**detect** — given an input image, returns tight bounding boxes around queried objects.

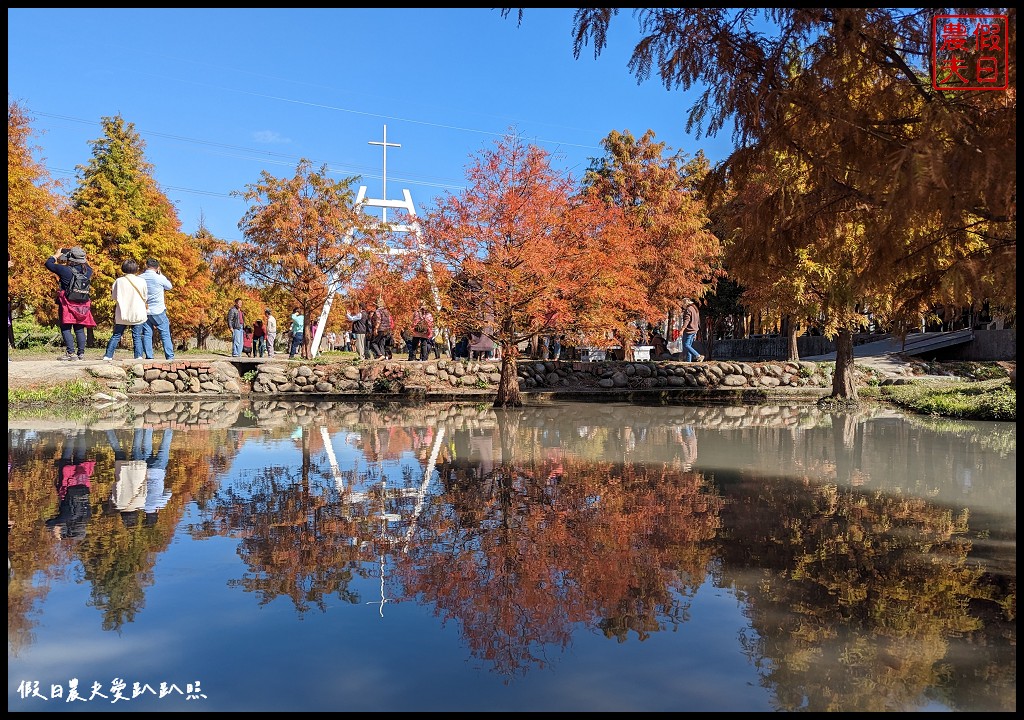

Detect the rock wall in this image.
[87,358,834,405]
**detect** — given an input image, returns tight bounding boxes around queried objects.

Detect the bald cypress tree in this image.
[508,8,1016,399]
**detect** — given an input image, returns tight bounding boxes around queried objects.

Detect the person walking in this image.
[44,247,96,360]
[102,259,148,361]
[140,258,175,360]
[288,307,305,359]
[264,308,277,357]
[227,298,245,357]
[681,297,704,363]
[408,301,434,361]
[346,303,370,359]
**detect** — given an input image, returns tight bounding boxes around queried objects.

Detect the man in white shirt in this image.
[140,258,175,360]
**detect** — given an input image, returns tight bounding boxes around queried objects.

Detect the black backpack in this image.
[65,266,92,303]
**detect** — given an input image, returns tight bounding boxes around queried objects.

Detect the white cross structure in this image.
[309,125,442,358]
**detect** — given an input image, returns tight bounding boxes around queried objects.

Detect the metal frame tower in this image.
[309,125,441,358]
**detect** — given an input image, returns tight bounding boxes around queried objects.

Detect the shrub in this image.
[12,317,62,349]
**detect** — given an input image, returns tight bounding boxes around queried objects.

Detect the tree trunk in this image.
[301,307,312,359]
[701,316,714,361]
[494,407,522,467]
[830,327,859,400]
[494,342,522,408]
[832,411,859,485]
[786,318,800,362]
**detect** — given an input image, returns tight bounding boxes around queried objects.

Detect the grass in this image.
[8,378,104,418]
[861,378,1015,421]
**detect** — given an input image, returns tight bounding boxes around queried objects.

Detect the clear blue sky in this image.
[8,8,735,244]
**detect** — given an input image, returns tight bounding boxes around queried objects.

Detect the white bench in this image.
[632,345,654,361]
[579,347,606,362]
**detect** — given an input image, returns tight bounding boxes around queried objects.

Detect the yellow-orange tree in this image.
[8,100,77,328]
[231,159,385,359]
[508,8,1016,400]
[187,222,256,350]
[70,114,213,348]
[584,129,722,323]
[414,130,646,407]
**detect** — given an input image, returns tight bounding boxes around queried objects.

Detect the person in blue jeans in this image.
[227,297,245,357]
[681,297,704,363]
[107,427,173,526]
[143,428,173,525]
[139,258,175,360]
[288,307,305,359]
[103,259,148,361]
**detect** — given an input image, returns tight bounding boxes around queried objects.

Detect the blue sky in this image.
[8,8,735,244]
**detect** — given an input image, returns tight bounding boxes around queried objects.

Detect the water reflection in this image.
[7,401,1016,712]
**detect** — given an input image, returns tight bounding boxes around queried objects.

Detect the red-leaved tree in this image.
[411,131,648,407]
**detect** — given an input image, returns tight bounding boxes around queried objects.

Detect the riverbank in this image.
[7,351,1015,421]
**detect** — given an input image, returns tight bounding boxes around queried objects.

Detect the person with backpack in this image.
[45,430,94,540]
[102,259,149,361]
[371,301,394,360]
[44,246,96,360]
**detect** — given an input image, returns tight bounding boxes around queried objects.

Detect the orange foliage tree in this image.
[8,100,78,327]
[185,221,255,350]
[584,129,723,321]
[412,131,647,407]
[231,159,385,359]
[516,8,1016,399]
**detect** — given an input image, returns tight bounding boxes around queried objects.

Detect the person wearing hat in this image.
[44,246,96,360]
[681,297,704,363]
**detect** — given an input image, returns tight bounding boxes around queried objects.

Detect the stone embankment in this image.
[84,357,835,406]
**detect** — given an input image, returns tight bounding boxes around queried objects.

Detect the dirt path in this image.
[8,358,100,389]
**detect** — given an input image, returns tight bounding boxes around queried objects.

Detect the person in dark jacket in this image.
[44,247,96,360]
[46,430,93,540]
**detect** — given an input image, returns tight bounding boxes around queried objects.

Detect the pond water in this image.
[7,400,1016,712]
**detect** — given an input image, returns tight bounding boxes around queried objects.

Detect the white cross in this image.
[368,124,401,224]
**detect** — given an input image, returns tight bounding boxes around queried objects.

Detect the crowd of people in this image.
[44,247,177,362]
[42,247,706,364]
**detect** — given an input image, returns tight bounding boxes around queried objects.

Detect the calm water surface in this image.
[7,400,1016,712]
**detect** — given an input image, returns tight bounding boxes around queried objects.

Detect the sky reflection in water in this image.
[8,400,1016,712]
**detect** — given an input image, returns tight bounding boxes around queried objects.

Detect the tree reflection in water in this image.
[7,400,1016,711]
